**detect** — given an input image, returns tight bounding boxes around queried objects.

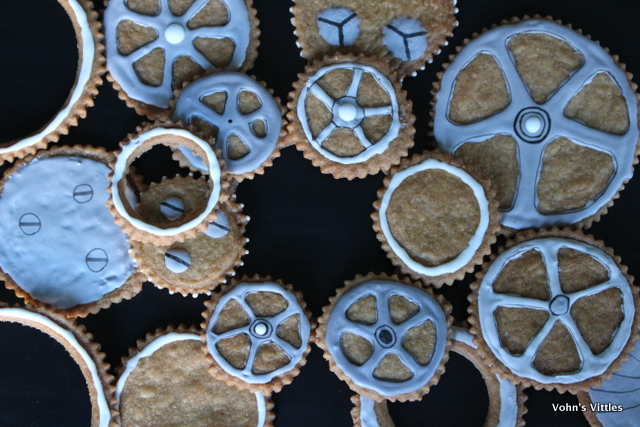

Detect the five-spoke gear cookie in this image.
[317,273,452,402]
[372,151,500,287]
[202,276,314,394]
[287,54,415,179]
[103,0,259,119]
[432,17,640,233]
[469,228,640,394]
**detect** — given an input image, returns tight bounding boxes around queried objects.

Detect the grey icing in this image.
[478,237,636,384]
[204,210,230,239]
[297,63,401,164]
[359,396,380,427]
[383,17,428,61]
[0,156,135,309]
[205,282,311,384]
[589,332,640,427]
[326,279,448,397]
[104,0,252,109]
[434,19,639,230]
[317,8,359,47]
[164,248,191,273]
[160,197,185,220]
[173,72,282,176]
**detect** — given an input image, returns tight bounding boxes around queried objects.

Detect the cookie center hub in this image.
[549,295,570,315]
[375,325,396,348]
[514,107,551,143]
[333,97,363,128]
[251,320,272,338]
[165,23,186,44]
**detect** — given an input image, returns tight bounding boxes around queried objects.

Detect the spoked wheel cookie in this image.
[317,274,452,402]
[203,277,313,394]
[287,54,415,179]
[433,17,640,232]
[470,229,640,393]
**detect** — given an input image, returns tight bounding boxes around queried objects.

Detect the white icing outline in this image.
[379,158,490,276]
[104,0,252,109]
[0,308,110,427]
[589,329,640,426]
[478,237,636,384]
[434,19,639,230]
[111,127,222,237]
[357,326,519,427]
[326,280,448,397]
[297,62,401,165]
[0,0,96,157]
[173,72,282,175]
[115,333,266,427]
[206,283,311,384]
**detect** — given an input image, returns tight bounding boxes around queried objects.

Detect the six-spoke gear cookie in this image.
[432,17,640,233]
[0,0,104,164]
[202,276,314,394]
[107,122,228,245]
[291,0,457,79]
[115,325,274,427]
[173,71,287,181]
[469,228,640,394]
[0,145,144,317]
[350,326,527,427]
[0,304,116,426]
[103,0,259,119]
[317,273,452,402]
[287,54,415,179]
[132,177,249,295]
[372,151,500,287]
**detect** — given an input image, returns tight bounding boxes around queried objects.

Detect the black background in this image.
[1,0,639,426]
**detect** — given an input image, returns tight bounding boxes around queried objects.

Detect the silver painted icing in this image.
[433,19,639,230]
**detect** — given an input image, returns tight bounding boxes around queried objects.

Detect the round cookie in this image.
[0,145,144,317]
[350,326,527,427]
[202,276,314,394]
[372,151,500,287]
[432,17,640,233]
[287,54,415,179]
[0,0,104,163]
[132,179,249,295]
[0,304,116,426]
[108,122,229,245]
[103,0,259,119]
[172,71,287,181]
[291,0,457,78]
[469,228,640,393]
[316,273,452,402]
[116,326,273,427]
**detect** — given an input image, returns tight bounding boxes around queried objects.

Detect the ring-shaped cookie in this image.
[109,124,225,244]
[470,229,640,393]
[0,0,104,163]
[173,72,285,180]
[203,277,313,394]
[116,328,272,427]
[0,306,114,426]
[433,18,640,231]
[104,0,257,118]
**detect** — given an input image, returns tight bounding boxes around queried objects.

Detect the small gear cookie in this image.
[103,0,259,119]
[115,325,274,427]
[287,54,415,179]
[469,228,640,394]
[432,17,640,233]
[316,273,452,402]
[202,276,314,394]
[0,145,144,317]
[372,151,500,287]
[291,0,457,78]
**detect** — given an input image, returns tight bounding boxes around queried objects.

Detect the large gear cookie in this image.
[432,17,640,233]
